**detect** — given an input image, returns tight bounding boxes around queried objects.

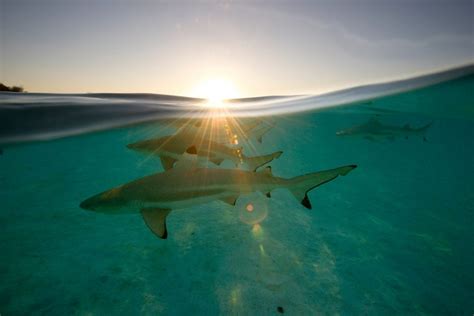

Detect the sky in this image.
[0,0,472,98]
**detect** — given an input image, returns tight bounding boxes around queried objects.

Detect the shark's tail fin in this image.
[287,165,356,209]
[253,124,274,143]
[416,121,433,142]
[416,121,433,132]
[244,151,283,171]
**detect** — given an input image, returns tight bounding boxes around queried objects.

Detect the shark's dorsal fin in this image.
[220,195,239,206]
[160,156,177,171]
[186,145,198,155]
[141,208,172,239]
[258,166,273,175]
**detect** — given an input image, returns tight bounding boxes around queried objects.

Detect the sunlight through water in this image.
[191,78,239,108]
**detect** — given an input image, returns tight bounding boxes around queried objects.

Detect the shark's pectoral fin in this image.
[257,166,273,175]
[141,208,172,239]
[265,192,271,198]
[220,195,239,206]
[160,156,177,171]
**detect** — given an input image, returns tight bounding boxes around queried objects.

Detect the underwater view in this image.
[1,66,473,315]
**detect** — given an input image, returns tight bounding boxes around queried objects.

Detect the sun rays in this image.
[127,110,277,173]
[191,78,239,108]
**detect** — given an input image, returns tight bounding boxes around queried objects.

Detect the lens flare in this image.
[246,203,254,212]
[239,196,268,225]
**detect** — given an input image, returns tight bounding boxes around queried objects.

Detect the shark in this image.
[127,132,282,171]
[336,117,433,142]
[164,117,274,144]
[80,163,357,239]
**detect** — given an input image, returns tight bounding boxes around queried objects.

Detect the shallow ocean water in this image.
[1,69,473,315]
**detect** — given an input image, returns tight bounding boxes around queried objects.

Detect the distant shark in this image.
[336,117,433,142]
[127,132,282,171]
[80,163,357,239]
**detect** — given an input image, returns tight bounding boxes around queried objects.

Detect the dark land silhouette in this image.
[0,83,24,92]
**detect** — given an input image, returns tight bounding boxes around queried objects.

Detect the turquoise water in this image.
[1,70,473,315]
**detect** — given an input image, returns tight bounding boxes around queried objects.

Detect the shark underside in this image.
[80,164,357,239]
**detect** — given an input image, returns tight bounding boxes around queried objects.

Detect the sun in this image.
[191,78,239,108]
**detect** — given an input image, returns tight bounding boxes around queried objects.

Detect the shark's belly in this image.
[140,190,232,210]
[124,169,273,211]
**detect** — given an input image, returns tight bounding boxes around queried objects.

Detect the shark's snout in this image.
[80,197,97,211]
[127,140,155,152]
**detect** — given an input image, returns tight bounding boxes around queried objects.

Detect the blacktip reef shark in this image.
[127,131,282,171]
[336,117,433,142]
[165,117,274,144]
[80,162,357,239]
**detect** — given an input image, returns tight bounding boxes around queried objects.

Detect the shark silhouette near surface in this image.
[336,117,433,142]
[165,117,274,144]
[127,131,282,171]
[80,163,357,239]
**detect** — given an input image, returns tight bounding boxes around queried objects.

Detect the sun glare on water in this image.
[192,79,239,108]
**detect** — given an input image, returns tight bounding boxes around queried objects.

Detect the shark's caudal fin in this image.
[415,121,433,131]
[287,165,357,209]
[415,121,433,142]
[141,208,172,239]
[253,124,274,143]
[244,151,283,171]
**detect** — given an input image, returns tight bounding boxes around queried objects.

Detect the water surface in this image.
[1,66,473,315]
